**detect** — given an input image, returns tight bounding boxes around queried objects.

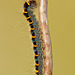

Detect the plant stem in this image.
[39,0,52,75]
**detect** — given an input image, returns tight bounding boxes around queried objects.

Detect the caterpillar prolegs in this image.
[23,0,43,75]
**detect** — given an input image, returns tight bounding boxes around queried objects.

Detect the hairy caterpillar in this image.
[23,0,43,75]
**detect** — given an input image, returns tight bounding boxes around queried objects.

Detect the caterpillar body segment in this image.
[33,44,38,47]
[30,28,35,30]
[32,35,36,39]
[26,2,30,6]
[35,54,39,57]
[23,11,28,13]
[29,21,33,24]
[35,70,39,73]
[24,1,31,8]
[35,63,39,66]
[26,16,31,20]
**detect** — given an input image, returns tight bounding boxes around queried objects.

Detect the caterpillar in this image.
[23,0,43,75]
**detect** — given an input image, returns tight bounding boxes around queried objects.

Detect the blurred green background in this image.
[0,0,75,75]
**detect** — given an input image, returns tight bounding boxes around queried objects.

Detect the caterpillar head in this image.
[29,0,37,7]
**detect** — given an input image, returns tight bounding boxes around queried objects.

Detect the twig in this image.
[39,0,52,75]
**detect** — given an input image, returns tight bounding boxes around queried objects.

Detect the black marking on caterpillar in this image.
[23,0,43,75]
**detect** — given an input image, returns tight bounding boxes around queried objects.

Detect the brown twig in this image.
[39,0,53,75]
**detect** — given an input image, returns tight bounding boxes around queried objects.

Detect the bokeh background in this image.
[0,0,75,75]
